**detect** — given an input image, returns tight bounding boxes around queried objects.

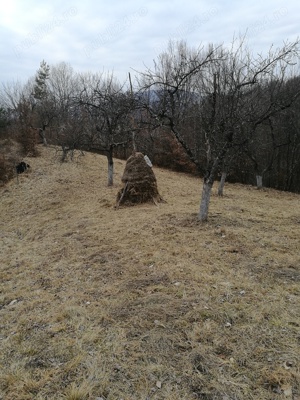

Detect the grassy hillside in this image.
[0,146,299,400]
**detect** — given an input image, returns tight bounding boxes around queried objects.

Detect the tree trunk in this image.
[41,135,48,147]
[107,149,114,186]
[132,131,137,155]
[61,146,68,162]
[198,180,213,222]
[256,175,263,189]
[198,146,224,221]
[218,172,227,196]
[39,127,48,146]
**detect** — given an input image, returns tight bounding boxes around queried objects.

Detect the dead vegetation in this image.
[116,152,164,207]
[0,138,28,186]
[0,146,299,400]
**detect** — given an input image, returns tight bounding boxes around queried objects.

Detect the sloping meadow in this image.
[0,146,299,399]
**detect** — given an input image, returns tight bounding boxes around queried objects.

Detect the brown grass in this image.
[0,138,24,186]
[0,146,299,400]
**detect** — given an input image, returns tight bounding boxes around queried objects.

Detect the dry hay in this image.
[116,152,164,206]
[1,146,300,399]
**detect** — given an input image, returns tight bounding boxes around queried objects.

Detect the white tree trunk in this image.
[218,172,227,196]
[256,175,263,189]
[198,181,213,222]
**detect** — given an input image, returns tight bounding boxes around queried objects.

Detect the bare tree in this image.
[77,72,135,186]
[138,38,300,221]
[0,80,40,155]
[137,41,223,169]
[273,86,300,191]
[240,65,300,189]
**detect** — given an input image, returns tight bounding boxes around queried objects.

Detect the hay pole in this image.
[128,72,137,154]
[115,181,128,209]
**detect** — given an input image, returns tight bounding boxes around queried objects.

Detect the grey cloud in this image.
[83,7,148,58]
[13,6,78,59]
[1,0,300,85]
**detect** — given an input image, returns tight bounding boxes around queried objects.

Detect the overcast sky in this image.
[1,0,299,84]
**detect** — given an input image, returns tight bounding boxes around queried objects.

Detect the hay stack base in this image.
[116,152,164,207]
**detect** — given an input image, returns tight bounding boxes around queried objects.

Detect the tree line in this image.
[1,37,300,221]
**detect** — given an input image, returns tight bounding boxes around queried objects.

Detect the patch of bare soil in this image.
[0,146,299,400]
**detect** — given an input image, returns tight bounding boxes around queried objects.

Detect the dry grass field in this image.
[0,146,299,400]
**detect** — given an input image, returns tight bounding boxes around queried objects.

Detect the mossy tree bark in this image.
[107,146,114,186]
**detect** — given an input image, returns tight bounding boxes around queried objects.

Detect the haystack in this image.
[116,152,164,206]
